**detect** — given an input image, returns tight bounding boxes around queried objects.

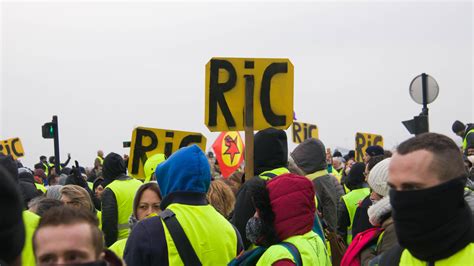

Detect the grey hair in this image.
[45,185,63,200]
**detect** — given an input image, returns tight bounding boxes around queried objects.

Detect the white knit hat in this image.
[367,158,391,197]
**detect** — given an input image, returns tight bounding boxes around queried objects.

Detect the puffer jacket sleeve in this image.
[231,178,258,250]
[337,198,349,244]
[101,188,118,247]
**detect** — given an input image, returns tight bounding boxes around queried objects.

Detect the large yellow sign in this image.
[128,127,207,180]
[205,58,294,131]
[0,137,25,160]
[292,121,318,144]
[355,132,384,162]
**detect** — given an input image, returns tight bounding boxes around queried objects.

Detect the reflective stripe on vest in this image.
[106,178,142,240]
[259,167,290,181]
[342,187,370,244]
[399,243,474,265]
[463,129,474,150]
[257,231,330,266]
[163,203,239,265]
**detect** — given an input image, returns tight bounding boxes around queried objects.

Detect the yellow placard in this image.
[205,57,294,131]
[292,121,318,144]
[0,137,25,160]
[355,132,384,162]
[128,127,207,180]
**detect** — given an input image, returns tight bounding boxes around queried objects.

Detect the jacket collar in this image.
[160,191,208,210]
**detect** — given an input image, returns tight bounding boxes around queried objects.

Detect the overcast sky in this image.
[1,1,473,168]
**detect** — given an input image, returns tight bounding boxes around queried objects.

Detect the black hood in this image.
[0,154,19,184]
[102,153,127,187]
[465,123,474,136]
[254,128,288,175]
[18,170,35,185]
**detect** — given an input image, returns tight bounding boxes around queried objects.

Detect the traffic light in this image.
[402,114,429,135]
[42,122,55,139]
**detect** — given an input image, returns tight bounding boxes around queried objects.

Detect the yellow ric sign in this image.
[355,132,384,162]
[292,121,318,144]
[0,137,25,160]
[205,58,294,131]
[128,127,207,180]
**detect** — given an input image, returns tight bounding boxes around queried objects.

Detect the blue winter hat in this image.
[155,145,211,198]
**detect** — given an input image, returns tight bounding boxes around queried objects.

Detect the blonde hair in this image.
[206,179,236,218]
[60,185,95,213]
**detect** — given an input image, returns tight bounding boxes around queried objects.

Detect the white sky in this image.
[1,1,473,168]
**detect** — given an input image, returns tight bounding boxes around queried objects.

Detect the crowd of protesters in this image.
[1,120,473,265]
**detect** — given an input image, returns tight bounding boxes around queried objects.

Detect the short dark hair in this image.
[33,206,103,258]
[40,156,46,161]
[367,153,392,172]
[396,133,466,181]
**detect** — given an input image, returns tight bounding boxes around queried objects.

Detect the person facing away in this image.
[337,162,370,245]
[124,144,243,265]
[374,132,474,265]
[232,128,290,250]
[246,173,331,266]
[288,138,344,232]
[101,153,142,247]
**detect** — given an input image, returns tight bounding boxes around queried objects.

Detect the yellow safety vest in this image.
[258,167,290,181]
[97,156,104,165]
[342,187,370,244]
[42,162,49,176]
[257,231,331,266]
[399,243,474,265]
[109,238,128,259]
[163,203,239,265]
[462,129,474,151]
[96,210,102,230]
[22,210,40,266]
[106,178,142,240]
[35,183,47,193]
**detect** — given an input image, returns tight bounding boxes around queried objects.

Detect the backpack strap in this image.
[159,209,202,266]
[279,242,302,266]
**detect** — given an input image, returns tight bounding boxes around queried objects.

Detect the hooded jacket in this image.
[464,123,474,151]
[290,138,344,232]
[101,153,137,246]
[231,128,289,249]
[18,169,42,208]
[124,145,243,266]
[337,163,369,243]
[252,173,330,265]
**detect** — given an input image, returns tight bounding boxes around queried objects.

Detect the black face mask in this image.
[390,176,474,262]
